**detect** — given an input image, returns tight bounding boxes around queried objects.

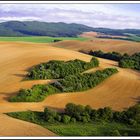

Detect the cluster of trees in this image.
[7,102,140,136]
[53,39,62,42]
[27,57,99,80]
[55,68,118,92]
[119,52,140,70]
[84,50,140,71]
[10,68,118,102]
[43,103,140,126]
[88,50,127,61]
[9,84,61,102]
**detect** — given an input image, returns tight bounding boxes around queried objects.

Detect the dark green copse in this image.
[89,50,123,61]
[27,57,99,80]
[119,52,140,70]
[44,108,58,122]
[87,50,140,71]
[9,84,61,102]
[57,68,118,92]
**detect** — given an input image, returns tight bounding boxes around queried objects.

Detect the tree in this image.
[82,116,89,123]
[44,108,57,122]
[62,115,71,124]
[53,39,62,42]
[129,119,137,126]
[110,130,121,136]
[71,117,76,123]
[113,111,123,122]
[85,105,92,115]
[55,114,62,122]
[65,103,76,116]
[91,109,99,121]
[97,107,113,121]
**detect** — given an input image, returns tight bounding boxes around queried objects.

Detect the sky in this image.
[0,4,140,29]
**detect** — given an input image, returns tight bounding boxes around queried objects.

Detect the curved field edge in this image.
[9,67,118,102]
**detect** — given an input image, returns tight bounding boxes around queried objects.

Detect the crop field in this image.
[1,3,140,137]
[127,34,140,42]
[0,36,87,43]
[0,40,139,136]
[53,38,140,55]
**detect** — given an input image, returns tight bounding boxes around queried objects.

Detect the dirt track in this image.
[0,42,140,136]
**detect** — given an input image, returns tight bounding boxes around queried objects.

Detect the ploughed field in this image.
[0,41,140,136]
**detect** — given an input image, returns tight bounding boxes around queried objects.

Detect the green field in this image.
[47,122,134,136]
[116,34,140,42]
[127,34,140,42]
[98,33,140,42]
[7,111,140,136]
[0,36,87,43]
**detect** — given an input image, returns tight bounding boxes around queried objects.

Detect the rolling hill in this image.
[0,41,140,136]
[0,21,93,37]
[53,38,140,55]
[1,21,140,37]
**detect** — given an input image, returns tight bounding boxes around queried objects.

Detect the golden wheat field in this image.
[0,41,140,136]
[53,33,140,55]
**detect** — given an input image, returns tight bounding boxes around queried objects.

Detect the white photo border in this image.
[0,1,140,139]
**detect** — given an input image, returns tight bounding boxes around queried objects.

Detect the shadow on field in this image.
[132,96,140,104]
[13,73,27,81]
[25,61,47,72]
[13,74,25,78]
[43,105,64,112]
[105,62,118,67]
[0,91,18,102]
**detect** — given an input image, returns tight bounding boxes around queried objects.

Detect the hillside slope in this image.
[0,42,140,136]
[0,21,93,37]
[53,39,140,55]
[1,21,140,37]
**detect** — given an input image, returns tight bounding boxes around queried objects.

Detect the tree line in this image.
[7,102,140,136]
[82,50,140,71]
[42,102,140,126]
[119,52,140,70]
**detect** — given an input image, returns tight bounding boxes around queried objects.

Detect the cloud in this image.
[0,4,139,29]
[0,17,41,22]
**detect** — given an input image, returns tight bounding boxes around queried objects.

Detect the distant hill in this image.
[0,21,93,37]
[0,21,140,37]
